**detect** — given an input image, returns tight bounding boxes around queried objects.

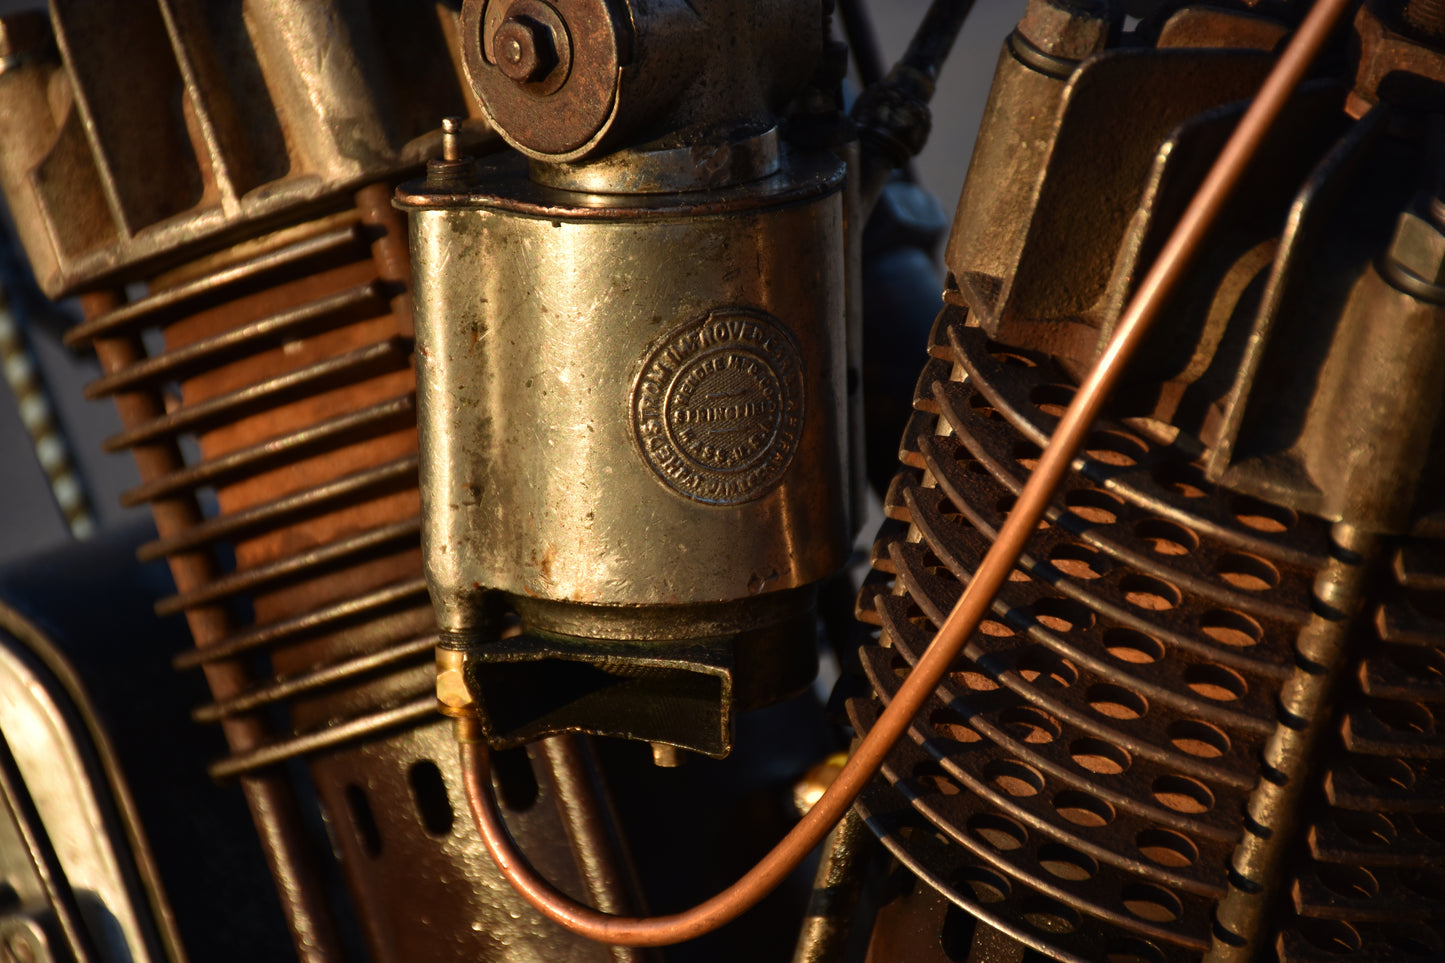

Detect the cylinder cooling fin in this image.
[849,1,1445,960]
[63,184,636,963]
[2,0,1445,961]
[853,315,1445,959]
[0,2,652,960]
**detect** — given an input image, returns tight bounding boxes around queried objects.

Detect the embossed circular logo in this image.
[633,309,805,505]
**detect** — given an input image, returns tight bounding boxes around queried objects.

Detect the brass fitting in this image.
[792,752,849,817]
[436,647,477,718]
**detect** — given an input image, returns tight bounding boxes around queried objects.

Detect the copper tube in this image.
[460,0,1355,946]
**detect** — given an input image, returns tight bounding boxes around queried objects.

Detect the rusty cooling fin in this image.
[853,301,1445,963]
[0,2,646,959]
[67,188,433,782]
[63,185,644,963]
[851,2,1445,961]
[854,303,1316,962]
[63,187,453,957]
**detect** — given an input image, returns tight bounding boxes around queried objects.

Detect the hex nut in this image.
[1390,209,1445,286]
[493,15,557,85]
[1017,0,1111,62]
[1354,2,1445,106]
[435,649,475,712]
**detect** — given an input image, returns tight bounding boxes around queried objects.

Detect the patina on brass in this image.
[399,148,850,758]
[848,2,1445,962]
[402,0,852,759]
[0,4,652,963]
[460,0,819,163]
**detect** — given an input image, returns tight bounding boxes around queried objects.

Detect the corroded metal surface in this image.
[853,305,1322,961]
[64,188,647,962]
[0,5,648,955]
[853,297,1445,959]
[0,1,489,297]
[854,3,1445,960]
[460,0,818,164]
[400,148,849,757]
[2,0,1445,960]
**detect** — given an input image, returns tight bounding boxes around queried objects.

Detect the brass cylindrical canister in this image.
[399,151,849,755]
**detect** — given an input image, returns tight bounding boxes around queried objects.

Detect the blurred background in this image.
[0,0,1029,565]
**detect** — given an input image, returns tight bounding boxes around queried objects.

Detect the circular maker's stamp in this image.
[632,308,805,505]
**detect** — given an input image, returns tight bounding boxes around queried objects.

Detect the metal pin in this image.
[442,116,463,162]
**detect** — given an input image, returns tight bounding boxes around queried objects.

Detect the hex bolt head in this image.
[436,667,471,709]
[1017,0,1111,62]
[493,15,557,85]
[1390,208,1445,287]
[435,648,475,714]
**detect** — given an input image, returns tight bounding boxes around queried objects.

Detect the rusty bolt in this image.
[1354,2,1445,107]
[1389,207,1445,288]
[494,15,557,84]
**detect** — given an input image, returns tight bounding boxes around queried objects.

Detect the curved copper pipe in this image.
[460,0,1355,946]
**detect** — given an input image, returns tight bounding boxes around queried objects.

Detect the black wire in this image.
[850,0,978,195]
[900,0,978,83]
[836,0,886,90]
